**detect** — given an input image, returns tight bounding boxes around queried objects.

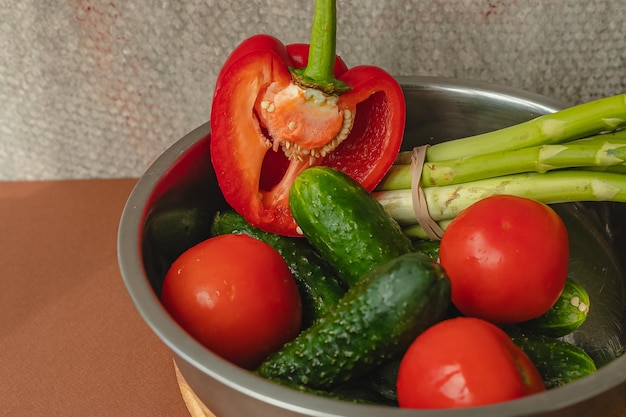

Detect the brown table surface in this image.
[0,179,189,417]
[1,178,624,417]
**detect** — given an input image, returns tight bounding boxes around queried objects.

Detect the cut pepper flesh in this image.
[210,35,405,236]
[257,82,355,161]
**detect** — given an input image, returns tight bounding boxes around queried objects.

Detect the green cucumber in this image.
[144,204,213,293]
[508,330,597,389]
[412,239,440,260]
[262,377,377,404]
[289,166,414,288]
[520,278,591,337]
[256,252,451,390]
[363,356,401,406]
[210,210,346,328]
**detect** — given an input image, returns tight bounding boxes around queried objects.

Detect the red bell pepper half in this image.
[210,0,405,236]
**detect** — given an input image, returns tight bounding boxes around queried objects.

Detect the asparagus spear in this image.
[424,94,626,161]
[378,130,626,189]
[372,93,626,239]
[375,170,626,226]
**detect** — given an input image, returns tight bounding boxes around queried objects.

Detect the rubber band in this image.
[410,145,445,240]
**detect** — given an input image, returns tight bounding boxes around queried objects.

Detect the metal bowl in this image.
[118,76,626,417]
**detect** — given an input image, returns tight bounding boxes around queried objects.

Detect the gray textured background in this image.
[1,0,625,180]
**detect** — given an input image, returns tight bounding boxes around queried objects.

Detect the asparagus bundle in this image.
[373,94,626,240]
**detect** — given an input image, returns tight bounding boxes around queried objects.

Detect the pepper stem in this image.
[291,0,350,94]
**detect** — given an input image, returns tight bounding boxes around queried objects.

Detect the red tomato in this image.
[397,317,545,409]
[439,195,569,324]
[160,234,302,369]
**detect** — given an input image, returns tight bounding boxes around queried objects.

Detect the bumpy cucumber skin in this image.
[210,210,346,328]
[256,252,451,390]
[508,331,597,389]
[520,278,591,337]
[289,166,414,288]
